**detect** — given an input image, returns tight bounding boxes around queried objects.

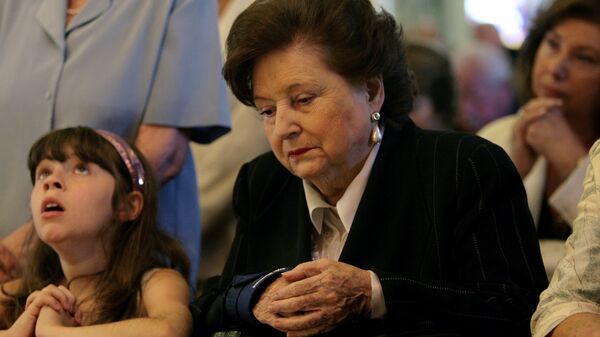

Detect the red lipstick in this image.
[288,147,313,158]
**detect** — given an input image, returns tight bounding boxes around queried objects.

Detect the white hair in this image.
[454,42,512,85]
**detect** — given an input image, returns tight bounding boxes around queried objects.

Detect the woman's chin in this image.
[291,168,322,182]
[288,162,324,181]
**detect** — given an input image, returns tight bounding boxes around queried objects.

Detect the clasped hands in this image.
[512,97,587,178]
[8,284,79,337]
[252,259,372,337]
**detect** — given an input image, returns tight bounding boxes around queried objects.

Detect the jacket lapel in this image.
[340,119,432,274]
[35,0,65,49]
[249,166,313,271]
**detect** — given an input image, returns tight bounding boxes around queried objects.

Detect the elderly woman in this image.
[191,1,548,336]
[479,0,600,279]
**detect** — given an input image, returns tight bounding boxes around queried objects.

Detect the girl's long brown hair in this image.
[1,126,189,327]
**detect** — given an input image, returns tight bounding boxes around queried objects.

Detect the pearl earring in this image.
[370,111,382,144]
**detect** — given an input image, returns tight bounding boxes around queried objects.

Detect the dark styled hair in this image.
[223,0,415,126]
[1,127,189,327]
[406,42,456,128]
[516,0,600,102]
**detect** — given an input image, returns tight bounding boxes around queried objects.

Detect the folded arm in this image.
[35,269,191,337]
[532,141,600,337]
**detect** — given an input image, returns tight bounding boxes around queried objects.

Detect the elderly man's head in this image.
[454,43,516,132]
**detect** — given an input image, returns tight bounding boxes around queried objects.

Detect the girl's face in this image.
[30,149,116,247]
[532,18,600,120]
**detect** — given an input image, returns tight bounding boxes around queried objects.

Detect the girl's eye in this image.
[36,169,50,181]
[75,163,89,175]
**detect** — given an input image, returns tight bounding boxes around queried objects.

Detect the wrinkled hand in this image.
[135,124,189,184]
[252,276,293,327]
[268,259,372,337]
[511,98,563,177]
[525,110,586,179]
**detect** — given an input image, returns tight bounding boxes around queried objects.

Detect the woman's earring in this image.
[370,111,382,144]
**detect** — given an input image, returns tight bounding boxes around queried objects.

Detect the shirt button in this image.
[45,91,52,100]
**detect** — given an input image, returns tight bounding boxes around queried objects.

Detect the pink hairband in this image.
[96,130,145,191]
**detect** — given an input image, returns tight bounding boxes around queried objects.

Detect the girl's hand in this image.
[3,283,76,337]
[25,284,77,319]
[35,305,78,337]
[511,97,563,177]
[5,310,37,337]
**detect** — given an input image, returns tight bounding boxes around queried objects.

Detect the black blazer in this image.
[192,118,548,337]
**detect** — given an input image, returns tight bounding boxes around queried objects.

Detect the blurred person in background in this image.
[474,23,519,63]
[406,42,456,130]
[454,41,517,133]
[479,0,600,279]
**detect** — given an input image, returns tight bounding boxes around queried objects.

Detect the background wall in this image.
[373,0,553,58]
[374,0,468,58]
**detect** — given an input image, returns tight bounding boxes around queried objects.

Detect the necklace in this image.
[67,0,86,16]
[66,7,80,16]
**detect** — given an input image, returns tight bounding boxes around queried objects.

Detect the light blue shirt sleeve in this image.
[144,0,231,143]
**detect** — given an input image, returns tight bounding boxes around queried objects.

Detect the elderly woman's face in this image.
[252,43,382,188]
[532,18,600,119]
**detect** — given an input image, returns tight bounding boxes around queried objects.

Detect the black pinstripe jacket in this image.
[192,117,548,337]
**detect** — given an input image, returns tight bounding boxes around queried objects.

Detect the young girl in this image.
[0,127,191,337]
